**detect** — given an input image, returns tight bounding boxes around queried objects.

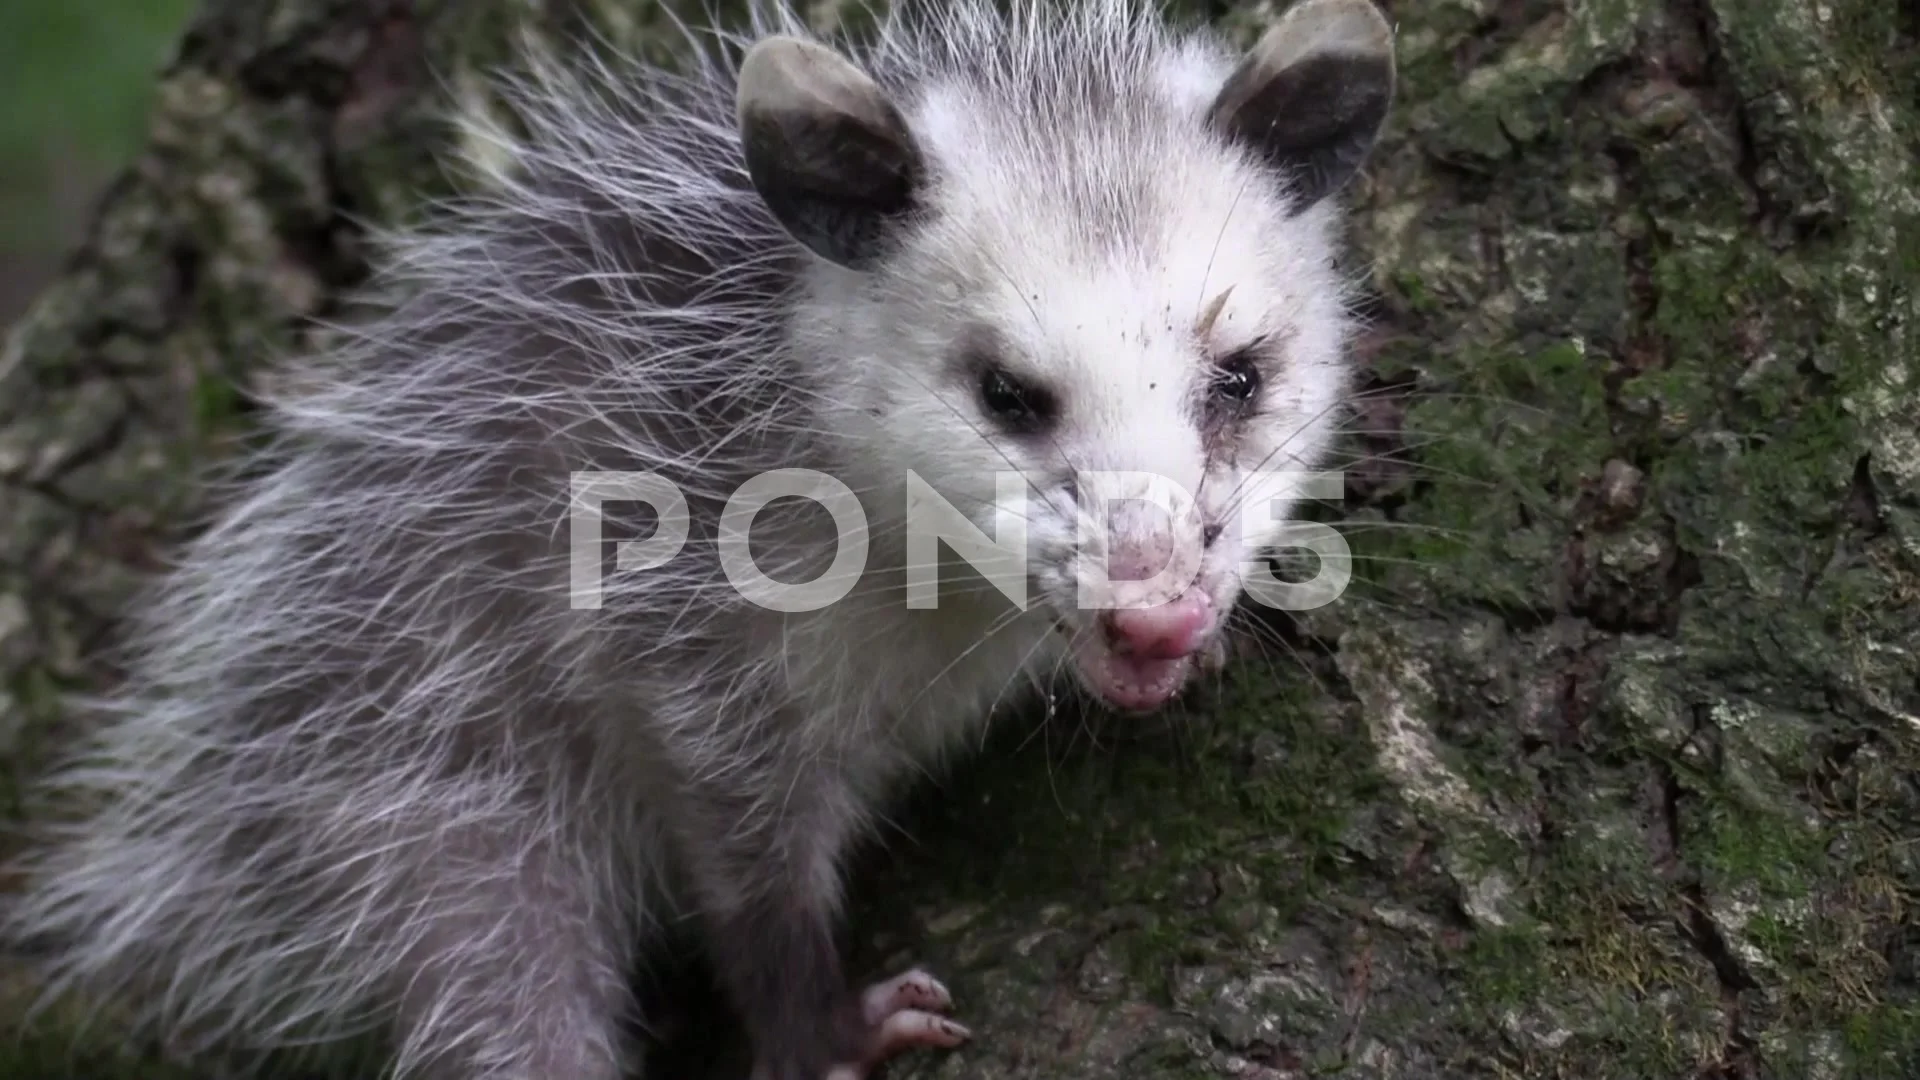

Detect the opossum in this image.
[2,0,1396,1077]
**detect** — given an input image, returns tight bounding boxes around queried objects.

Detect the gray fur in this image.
[1,1,1396,1077]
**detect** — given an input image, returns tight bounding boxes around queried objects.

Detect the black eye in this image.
[979,367,1057,434]
[1210,350,1262,407]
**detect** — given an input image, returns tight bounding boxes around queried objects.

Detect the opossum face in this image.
[738,0,1395,712]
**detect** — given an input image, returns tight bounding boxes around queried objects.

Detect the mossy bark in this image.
[3,0,1916,1078]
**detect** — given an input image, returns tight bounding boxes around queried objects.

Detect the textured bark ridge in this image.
[2,0,1916,1077]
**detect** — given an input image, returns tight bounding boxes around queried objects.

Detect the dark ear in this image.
[1206,0,1396,210]
[736,36,924,269]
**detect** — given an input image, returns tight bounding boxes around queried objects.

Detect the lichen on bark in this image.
[3,0,1917,1078]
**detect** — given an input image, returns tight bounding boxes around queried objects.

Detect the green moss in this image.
[1351,338,1610,616]
[1457,925,1549,1008]
[1687,799,1824,899]
[890,661,1369,921]
[1838,1005,1920,1078]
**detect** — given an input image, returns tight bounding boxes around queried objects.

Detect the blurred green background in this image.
[1,1,198,322]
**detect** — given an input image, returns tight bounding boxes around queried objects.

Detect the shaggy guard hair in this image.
[2,0,1392,1076]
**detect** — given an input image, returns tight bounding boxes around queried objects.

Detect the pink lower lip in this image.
[1069,632,1196,712]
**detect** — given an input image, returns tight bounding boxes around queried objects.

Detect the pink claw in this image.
[861,968,954,1022]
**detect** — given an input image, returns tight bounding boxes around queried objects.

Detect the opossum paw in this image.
[825,968,969,1079]
[859,967,955,1024]
[749,969,969,1080]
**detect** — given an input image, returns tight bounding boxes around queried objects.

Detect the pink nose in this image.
[1102,592,1212,660]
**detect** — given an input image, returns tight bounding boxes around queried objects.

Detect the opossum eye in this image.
[978,367,1057,434]
[1209,349,1262,408]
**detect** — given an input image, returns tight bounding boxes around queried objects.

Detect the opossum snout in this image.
[1101,529,1176,583]
[1086,483,1209,594]
[1101,591,1212,660]
[1061,503,1221,712]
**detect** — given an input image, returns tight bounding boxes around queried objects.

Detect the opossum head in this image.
[736,0,1395,712]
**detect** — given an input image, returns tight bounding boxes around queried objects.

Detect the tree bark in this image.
[3,0,1916,1078]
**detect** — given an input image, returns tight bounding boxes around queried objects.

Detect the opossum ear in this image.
[1207,0,1396,211]
[736,36,924,269]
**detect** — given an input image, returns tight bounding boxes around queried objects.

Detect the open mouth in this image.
[1054,590,1216,713]
[1069,635,1196,712]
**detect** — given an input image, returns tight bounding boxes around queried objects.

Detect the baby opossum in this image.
[2,0,1395,1077]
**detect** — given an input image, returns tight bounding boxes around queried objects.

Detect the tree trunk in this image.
[3,0,1916,1077]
